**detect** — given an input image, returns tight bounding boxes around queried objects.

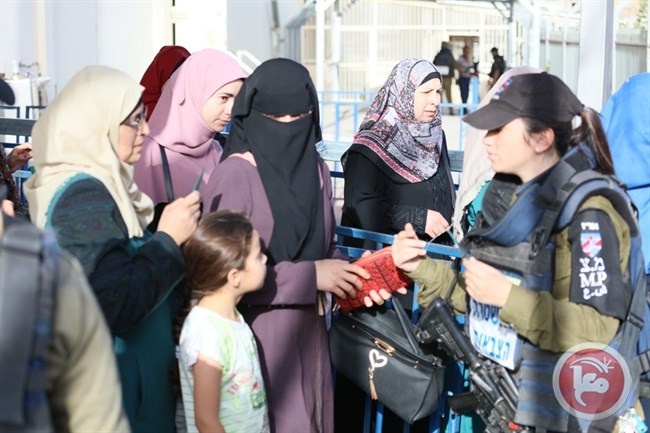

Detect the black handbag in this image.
[329,297,446,424]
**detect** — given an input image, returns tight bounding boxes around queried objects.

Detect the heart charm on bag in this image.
[368,349,388,400]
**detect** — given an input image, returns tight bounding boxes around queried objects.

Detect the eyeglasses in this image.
[122,106,147,129]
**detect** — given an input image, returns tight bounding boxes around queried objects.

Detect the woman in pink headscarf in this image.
[134,49,246,216]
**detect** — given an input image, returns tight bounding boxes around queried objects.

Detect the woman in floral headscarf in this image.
[341,58,455,248]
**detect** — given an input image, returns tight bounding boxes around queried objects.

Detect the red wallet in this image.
[335,247,412,312]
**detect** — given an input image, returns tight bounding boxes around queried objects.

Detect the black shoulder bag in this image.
[329,296,446,424]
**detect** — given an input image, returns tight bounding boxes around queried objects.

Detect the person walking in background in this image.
[24,65,201,433]
[204,58,385,433]
[433,41,458,112]
[139,45,191,121]
[488,46,506,87]
[0,142,31,217]
[341,58,456,250]
[456,45,474,106]
[134,49,246,218]
[177,211,269,433]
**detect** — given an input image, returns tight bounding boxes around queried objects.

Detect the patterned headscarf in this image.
[0,146,19,207]
[348,58,443,183]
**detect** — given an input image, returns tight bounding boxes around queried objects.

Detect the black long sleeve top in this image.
[49,177,185,333]
[341,134,455,249]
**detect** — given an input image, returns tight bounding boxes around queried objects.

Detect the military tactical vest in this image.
[462,143,646,432]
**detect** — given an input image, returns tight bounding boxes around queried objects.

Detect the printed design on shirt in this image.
[179,308,269,433]
[577,221,608,300]
[227,370,254,396]
[250,381,267,410]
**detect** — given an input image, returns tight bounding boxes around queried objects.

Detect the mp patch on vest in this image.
[569,209,628,320]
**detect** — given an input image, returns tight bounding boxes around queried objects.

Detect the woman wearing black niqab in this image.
[206,58,381,433]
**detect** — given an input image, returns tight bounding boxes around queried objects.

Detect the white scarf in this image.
[24,65,153,237]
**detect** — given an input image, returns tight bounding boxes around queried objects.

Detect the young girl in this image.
[178,210,269,433]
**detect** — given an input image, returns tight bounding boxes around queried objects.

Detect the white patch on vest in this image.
[581,221,600,231]
[469,299,521,370]
[579,256,608,299]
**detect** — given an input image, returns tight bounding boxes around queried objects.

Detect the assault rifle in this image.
[416,296,522,433]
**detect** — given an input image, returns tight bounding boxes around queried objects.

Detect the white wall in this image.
[173,0,228,53]
[227,0,304,62]
[1,1,171,98]
[0,1,39,78]
[0,0,305,99]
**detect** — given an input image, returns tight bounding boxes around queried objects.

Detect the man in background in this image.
[433,41,458,113]
[456,45,474,106]
[488,47,506,87]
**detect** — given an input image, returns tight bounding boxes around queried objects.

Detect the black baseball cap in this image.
[463,72,583,131]
[0,79,15,105]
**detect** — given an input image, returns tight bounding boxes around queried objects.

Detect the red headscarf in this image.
[139,45,191,120]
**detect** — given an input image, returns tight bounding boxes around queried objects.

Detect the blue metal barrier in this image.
[318,90,376,142]
[334,225,468,433]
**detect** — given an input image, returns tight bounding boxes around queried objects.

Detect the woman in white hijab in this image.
[24,65,200,433]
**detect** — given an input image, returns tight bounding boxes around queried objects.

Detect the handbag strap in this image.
[391,297,423,355]
[158,144,174,202]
